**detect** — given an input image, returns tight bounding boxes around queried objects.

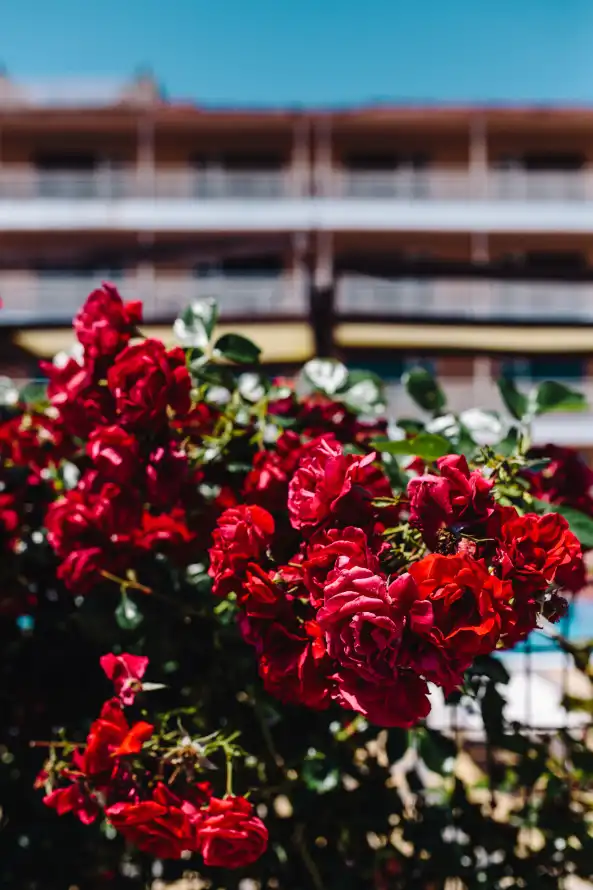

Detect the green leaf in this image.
[115,593,143,631]
[532,498,593,550]
[385,728,409,765]
[497,377,528,420]
[372,432,451,461]
[468,655,510,686]
[418,728,457,774]
[302,358,348,395]
[214,333,261,364]
[17,379,46,407]
[530,380,587,416]
[174,300,218,348]
[301,759,340,794]
[403,368,446,414]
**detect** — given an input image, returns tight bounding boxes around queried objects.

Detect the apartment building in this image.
[1,73,593,445]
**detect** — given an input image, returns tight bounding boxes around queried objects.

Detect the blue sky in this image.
[2,0,593,106]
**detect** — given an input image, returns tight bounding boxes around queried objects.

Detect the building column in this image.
[291,232,309,313]
[310,232,334,357]
[136,238,157,317]
[137,115,155,198]
[314,119,333,197]
[469,114,488,200]
[314,231,333,290]
[291,119,310,197]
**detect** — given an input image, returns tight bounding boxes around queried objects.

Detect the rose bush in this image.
[2,286,593,889]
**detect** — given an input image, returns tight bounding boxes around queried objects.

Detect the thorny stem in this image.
[29,740,79,749]
[101,570,153,595]
[294,823,326,890]
[102,571,204,617]
[225,751,234,797]
[255,700,284,772]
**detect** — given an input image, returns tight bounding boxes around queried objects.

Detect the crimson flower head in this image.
[526,444,593,519]
[100,653,149,705]
[43,781,100,826]
[74,283,142,361]
[390,553,512,692]
[208,504,275,597]
[106,783,198,859]
[317,564,404,685]
[87,425,139,486]
[407,454,495,549]
[197,795,269,868]
[82,697,154,783]
[287,435,390,533]
[107,339,191,431]
[494,507,583,594]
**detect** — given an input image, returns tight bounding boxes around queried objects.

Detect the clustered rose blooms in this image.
[4,285,590,877]
[24,285,213,593]
[210,448,585,727]
[36,654,268,868]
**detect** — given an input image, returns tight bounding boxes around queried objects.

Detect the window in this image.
[194,256,283,279]
[501,358,584,381]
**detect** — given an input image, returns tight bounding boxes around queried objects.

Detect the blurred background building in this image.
[0,71,592,451]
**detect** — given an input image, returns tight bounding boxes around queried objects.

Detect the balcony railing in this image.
[334,169,592,202]
[337,276,593,322]
[0,274,307,324]
[0,166,591,202]
[0,168,300,201]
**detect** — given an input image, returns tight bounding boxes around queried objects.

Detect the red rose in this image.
[317,565,403,684]
[255,619,332,710]
[335,668,430,728]
[43,357,115,437]
[208,504,275,596]
[87,425,139,485]
[495,507,583,594]
[43,781,99,826]
[146,442,188,509]
[100,653,149,705]
[46,473,140,592]
[137,510,194,560]
[295,394,387,444]
[244,431,302,512]
[407,454,495,549]
[74,283,142,360]
[303,526,381,608]
[287,435,389,532]
[391,554,512,691]
[197,796,268,868]
[526,445,593,519]
[107,339,191,430]
[0,414,74,472]
[83,698,152,783]
[106,783,197,859]
[241,563,289,620]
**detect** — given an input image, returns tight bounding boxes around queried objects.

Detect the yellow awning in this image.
[334,322,593,353]
[13,321,315,365]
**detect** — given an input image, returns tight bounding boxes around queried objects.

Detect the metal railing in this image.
[0,168,300,201]
[0,165,591,202]
[334,169,593,202]
[0,274,307,323]
[337,276,593,321]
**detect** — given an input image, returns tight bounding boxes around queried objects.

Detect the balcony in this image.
[335,169,590,202]
[0,273,307,324]
[337,277,593,322]
[0,166,591,233]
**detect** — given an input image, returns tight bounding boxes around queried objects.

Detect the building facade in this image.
[1,74,593,445]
